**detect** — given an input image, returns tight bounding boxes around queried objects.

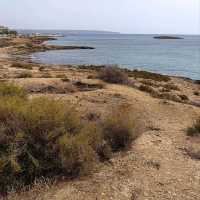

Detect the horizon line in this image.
[15,28,200,36]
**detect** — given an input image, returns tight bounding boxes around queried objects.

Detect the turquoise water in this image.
[30,32,200,80]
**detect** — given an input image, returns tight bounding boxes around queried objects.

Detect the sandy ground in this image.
[1,36,200,200]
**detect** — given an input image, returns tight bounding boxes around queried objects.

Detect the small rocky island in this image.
[154,36,183,39]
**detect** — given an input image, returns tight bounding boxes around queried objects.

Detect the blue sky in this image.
[0,0,199,34]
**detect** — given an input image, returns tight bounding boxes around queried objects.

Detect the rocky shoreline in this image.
[0,35,94,55]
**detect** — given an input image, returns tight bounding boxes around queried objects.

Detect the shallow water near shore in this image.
[27,31,199,80]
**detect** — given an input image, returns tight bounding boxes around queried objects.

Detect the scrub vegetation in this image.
[0,83,138,194]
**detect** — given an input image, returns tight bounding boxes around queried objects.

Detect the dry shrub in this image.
[58,134,96,177]
[38,66,46,71]
[129,70,170,82]
[138,84,183,102]
[187,117,200,136]
[194,91,199,96]
[41,73,52,78]
[140,79,159,88]
[56,74,67,78]
[178,94,189,101]
[98,66,128,84]
[26,82,77,94]
[102,104,137,151]
[163,83,180,91]
[158,92,181,102]
[139,84,155,93]
[79,123,112,162]
[10,63,33,70]
[74,81,105,91]
[185,148,200,160]
[138,84,159,97]
[61,78,70,82]
[16,72,32,78]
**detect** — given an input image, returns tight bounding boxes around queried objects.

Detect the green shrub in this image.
[187,117,200,136]
[98,66,128,84]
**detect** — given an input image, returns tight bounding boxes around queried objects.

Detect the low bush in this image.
[163,83,180,91]
[178,94,189,101]
[102,104,136,151]
[79,123,112,161]
[16,72,32,78]
[56,74,67,79]
[129,70,170,82]
[138,84,159,97]
[0,84,138,194]
[38,66,46,71]
[139,79,159,88]
[187,117,200,136]
[58,134,96,177]
[41,73,52,78]
[11,63,33,70]
[98,66,128,84]
[193,91,199,96]
[61,78,70,82]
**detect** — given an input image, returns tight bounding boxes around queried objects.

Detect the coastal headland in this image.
[0,35,200,200]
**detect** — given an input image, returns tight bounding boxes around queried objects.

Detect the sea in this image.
[19,30,200,80]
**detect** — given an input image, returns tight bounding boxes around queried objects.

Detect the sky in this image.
[0,0,199,34]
